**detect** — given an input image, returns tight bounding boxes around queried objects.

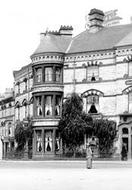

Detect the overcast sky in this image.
[0,0,132,93]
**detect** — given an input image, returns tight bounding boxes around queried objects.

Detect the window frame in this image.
[33,92,63,118]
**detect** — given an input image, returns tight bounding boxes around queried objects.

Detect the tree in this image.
[93,119,117,156]
[15,117,33,152]
[58,92,93,155]
[15,121,26,151]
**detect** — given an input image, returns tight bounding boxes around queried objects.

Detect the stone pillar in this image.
[128,127,131,160]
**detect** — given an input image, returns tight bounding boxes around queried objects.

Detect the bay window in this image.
[55,67,61,82]
[36,68,42,83]
[45,95,53,116]
[33,65,62,84]
[55,95,61,116]
[34,93,62,118]
[36,96,43,116]
[36,130,42,152]
[45,67,53,82]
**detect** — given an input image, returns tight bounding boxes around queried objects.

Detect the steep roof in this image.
[32,34,72,55]
[67,24,132,54]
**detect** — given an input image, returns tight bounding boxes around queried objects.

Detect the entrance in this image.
[119,124,132,159]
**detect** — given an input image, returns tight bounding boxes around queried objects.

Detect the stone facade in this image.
[0,8,132,159]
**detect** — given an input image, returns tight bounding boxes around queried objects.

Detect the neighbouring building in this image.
[1,8,132,159]
[0,88,15,159]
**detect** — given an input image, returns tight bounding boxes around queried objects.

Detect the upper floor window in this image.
[128,62,132,77]
[87,66,99,81]
[129,92,132,113]
[16,82,20,94]
[55,67,61,82]
[8,122,12,137]
[36,68,42,83]
[55,96,61,116]
[45,67,53,82]
[34,65,62,84]
[25,80,27,91]
[36,96,43,116]
[122,128,128,134]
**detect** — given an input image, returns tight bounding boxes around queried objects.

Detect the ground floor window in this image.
[36,130,42,152]
[33,128,61,155]
[87,95,99,114]
[45,130,53,152]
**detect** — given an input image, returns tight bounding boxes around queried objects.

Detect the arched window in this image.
[88,104,98,113]
[123,87,132,113]
[82,89,104,114]
[122,128,128,134]
[87,95,99,114]
[15,101,21,120]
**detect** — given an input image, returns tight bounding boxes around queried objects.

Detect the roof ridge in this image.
[65,39,74,53]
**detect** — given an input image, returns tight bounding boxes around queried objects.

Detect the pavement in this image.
[0,160,132,190]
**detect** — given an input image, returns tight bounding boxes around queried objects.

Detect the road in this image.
[0,160,132,190]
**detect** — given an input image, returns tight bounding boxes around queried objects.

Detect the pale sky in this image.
[0,0,132,93]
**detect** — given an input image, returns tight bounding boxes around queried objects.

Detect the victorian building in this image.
[1,8,132,159]
[0,89,15,159]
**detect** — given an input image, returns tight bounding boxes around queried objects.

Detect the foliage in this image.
[15,121,26,151]
[58,92,93,154]
[14,117,33,151]
[93,119,117,155]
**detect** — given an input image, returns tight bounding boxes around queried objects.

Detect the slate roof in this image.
[32,34,72,56]
[32,24,132,56]
[67,24,132,54]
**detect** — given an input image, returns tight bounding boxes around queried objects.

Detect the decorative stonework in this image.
[32,85,64,93]
[81,89,104,98]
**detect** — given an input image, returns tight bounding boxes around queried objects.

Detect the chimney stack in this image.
[88,8,104,33]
